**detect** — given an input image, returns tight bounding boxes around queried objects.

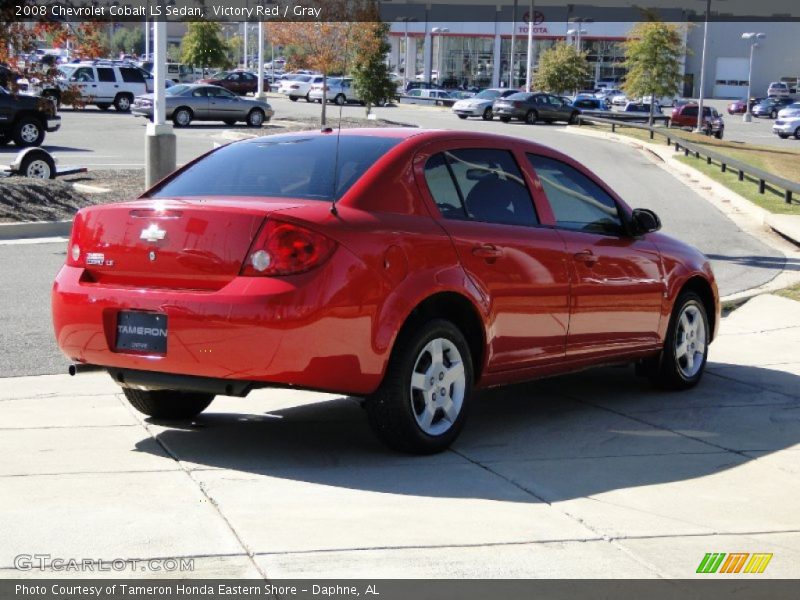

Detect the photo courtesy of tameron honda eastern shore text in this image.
[52,129,720,454]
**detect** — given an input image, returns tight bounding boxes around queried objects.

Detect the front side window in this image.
[527,155,622,236]
[73,67,94,82]
[424,149,538,227]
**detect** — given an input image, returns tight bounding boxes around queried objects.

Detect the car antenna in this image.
[330,34,349,216]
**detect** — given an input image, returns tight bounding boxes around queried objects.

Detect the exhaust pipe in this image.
[68,363,103,376]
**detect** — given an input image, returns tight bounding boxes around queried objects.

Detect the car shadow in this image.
[705,253,800,272]
[133,362,800,502]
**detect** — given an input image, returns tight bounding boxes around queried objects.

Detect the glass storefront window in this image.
[438,36,496,89]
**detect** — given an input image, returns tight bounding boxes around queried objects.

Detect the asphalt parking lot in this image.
[2,94,800,580]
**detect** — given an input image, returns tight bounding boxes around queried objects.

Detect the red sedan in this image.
[52,129,719,453]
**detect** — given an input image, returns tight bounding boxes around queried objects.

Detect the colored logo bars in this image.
[696,553,773,574]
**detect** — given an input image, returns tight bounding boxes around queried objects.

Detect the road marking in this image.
[0,237,68,246]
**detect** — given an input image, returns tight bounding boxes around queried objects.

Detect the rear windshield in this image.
[150,134,402,201]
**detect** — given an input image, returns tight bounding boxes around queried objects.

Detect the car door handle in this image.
[574,250,599,265]
[472,244,503,258]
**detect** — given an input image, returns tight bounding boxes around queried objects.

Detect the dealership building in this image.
[384,13,800,99]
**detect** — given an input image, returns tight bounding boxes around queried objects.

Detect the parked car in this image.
[403,89,452,104]
[39,61,152,111]
[452,88,516,120]
[624,102,661,114]
[610,92,628,106]
[52,128,719,453]
[641,94,678,107]
[571,96,612,115]
[767,81,791,98]
[139,61,196,84]
[277,74,325,102]
[0,85,60,146]
[493,92,579,124]
[131,84,273,128]
[752,97,794,118]
[308,77,362,105]
[777,102,800,119]
[773,116,800,139]
[198,70,259,96]
[405,80,444,93]
[670,104,724,139]
[727,97,764,114]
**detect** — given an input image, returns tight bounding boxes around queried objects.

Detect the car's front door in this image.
[188,86,209,119]
[417,144,570,371]
[526,154,665,358]
[207,86,239,119]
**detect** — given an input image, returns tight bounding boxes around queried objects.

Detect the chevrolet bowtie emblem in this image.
[140,224,166,243]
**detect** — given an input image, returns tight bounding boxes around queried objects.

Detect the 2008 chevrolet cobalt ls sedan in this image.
[52,129,719,454]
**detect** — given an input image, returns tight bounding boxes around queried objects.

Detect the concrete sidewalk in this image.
[1,295,799,579]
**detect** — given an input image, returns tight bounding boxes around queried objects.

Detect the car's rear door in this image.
[415,141,570,372]
[525,153,664,358]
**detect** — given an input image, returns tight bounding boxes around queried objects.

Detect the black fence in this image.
[578,115,800,204]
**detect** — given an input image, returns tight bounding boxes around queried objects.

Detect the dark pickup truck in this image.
[0,87,61,147]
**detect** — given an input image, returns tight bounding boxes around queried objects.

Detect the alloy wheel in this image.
[20,123,40,144]
[674,303,707,379]
[409,337,466,436]
[25,159,51,179]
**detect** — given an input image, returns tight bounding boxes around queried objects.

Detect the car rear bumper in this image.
[493,107,523,119]
[52,254,386,396]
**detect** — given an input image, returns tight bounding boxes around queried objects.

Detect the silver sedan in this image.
[132,84,274,128]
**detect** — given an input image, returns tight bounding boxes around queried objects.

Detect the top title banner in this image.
[7,0,800,23]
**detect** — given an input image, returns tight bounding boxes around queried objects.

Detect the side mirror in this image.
[631,208,661,235]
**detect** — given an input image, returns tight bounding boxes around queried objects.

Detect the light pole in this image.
[742,32,765,123]
[694,0,712,133]
[509,0,518,87]
[431,27,449,84]
[525,0,533,92]
[396,17,417,91]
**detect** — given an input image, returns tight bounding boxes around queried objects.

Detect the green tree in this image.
[533,42,591,94]
[622,22,685,125]
[352,23,396,115]
[180,22,231,75]
[111,27,144,57]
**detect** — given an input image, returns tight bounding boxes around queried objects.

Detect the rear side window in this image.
[97,68,115,83]
[120,68,145,83]
[527,155,622,236]
[151,134,401,201]
[424,148,538,226]
[682,106,698,117]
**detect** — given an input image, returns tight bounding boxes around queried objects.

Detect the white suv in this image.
[767,82,790,98]
[41,61,153,111]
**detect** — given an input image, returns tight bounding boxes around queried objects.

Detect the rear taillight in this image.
[241,220,336,277]
[66,212,84,266]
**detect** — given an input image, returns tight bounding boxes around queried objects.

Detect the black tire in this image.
[568,111,578,125]
[113,93,133,112]
[795,127,800,140]
[499,116,510,123]
[96,103,111,111]
[246,109,265,127]
[289,96,298,102]
[334,94,345,106]
[172,107,192,127]
[123,388,214,420]
[12,117,44,147]
[778,134,789,139]
[457,114,468,119]
[482,107,493,121]
[770,110,777,119]
[525,110,537,125]
[305,93,312,103]
[649,291,710,390]
[714,129,723,140]
[365,319,473,454]
[19,150,55,179]
[223,119,237,126]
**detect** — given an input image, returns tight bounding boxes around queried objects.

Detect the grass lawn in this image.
[776,282,800,302]
[583,122,800,215]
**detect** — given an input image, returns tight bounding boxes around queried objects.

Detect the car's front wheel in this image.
[172,107,192,127]
[525,110,538,125]
[246,109,264,127]
[795,127,800,140]
[482,107,493,121]
[771,110,778,119]
[457,114,468,119]
[499,116,510,123]
[650,291,710,390]
[12,117,44,147]
[114,93,133,112]
[365,319,473,454]
[123,388,215,420]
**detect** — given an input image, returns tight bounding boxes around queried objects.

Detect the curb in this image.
[0,219,72,240]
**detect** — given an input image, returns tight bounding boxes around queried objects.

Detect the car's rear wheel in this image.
[771,110,777,119]
[457,114,468,119]
[114,93,133,112]
[96,103,111,111]
[482,107,493,121]
[525,110,537,125]
[289,96,298,102]
[19,150,55,179]
[305,93,312,103]
[223,119,237,126]
[499,116,510,123]
[172,107,192,127]
[650,291,709,390]
[795,127,800,140]
[778,134,789,139]
[12,117,44,147]
[568,111,578,124]
[334,94,345,106]
[714,129,723,140]
[365,319,473,454]
[123,388,215,420]
[246,109,264,127]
